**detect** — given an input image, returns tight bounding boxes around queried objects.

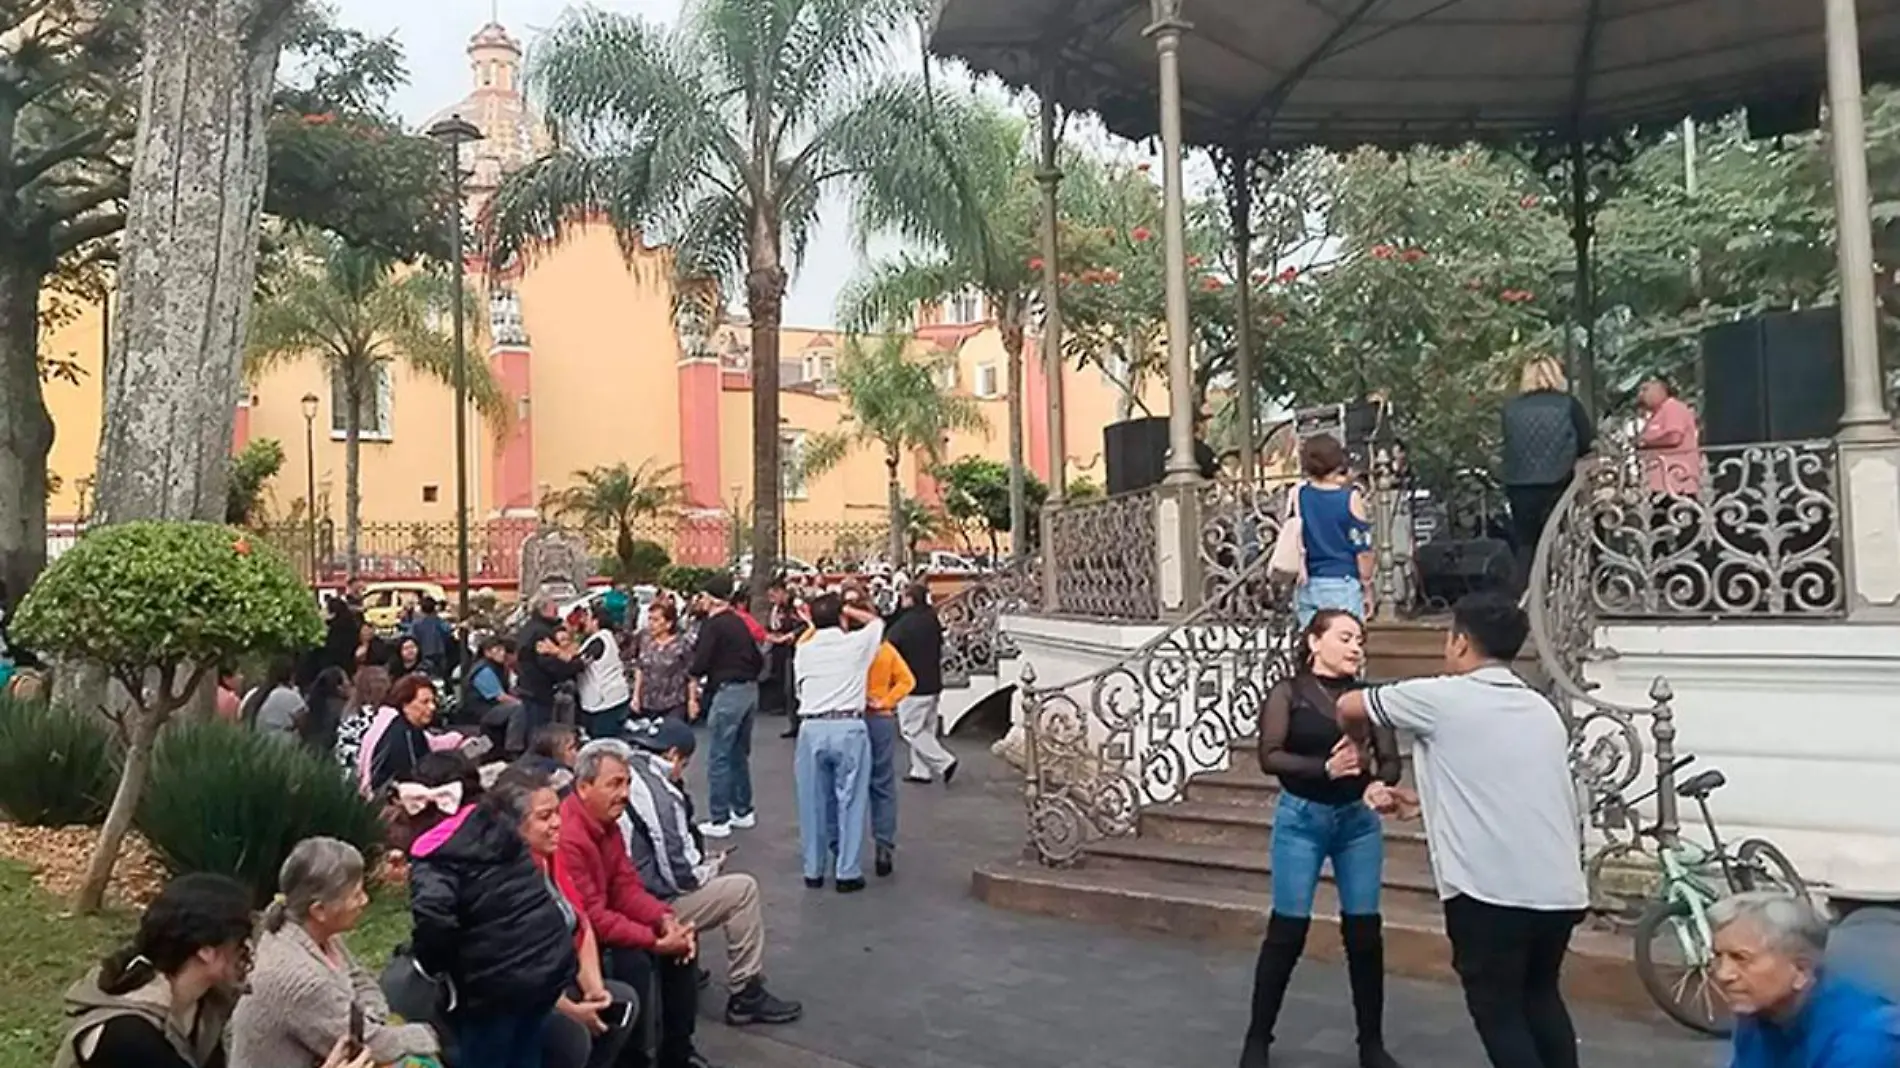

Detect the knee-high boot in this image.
[1239,913,1309,1068]
[1341,913,1403,1068]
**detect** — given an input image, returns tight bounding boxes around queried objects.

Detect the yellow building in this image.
[39,20,1138,580]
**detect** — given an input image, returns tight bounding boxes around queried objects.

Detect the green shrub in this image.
[136,721,384,906]
[0,697,116,827]
[658,565,719,593]
[625,539,671,584]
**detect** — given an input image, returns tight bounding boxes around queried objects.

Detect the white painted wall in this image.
[1588,622,1900,886]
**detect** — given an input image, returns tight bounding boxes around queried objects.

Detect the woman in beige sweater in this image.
[230,838,440,1068]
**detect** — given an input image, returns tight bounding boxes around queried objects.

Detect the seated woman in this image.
[1716,891,1898,1068]
[54,873,366,1068]
[491,764,642,1068]
[230,838,440,1068]
[362,673,468,797]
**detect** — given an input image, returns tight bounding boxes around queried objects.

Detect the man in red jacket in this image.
[560,740,713,1068]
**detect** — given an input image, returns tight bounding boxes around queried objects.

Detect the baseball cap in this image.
[627,716,697,758]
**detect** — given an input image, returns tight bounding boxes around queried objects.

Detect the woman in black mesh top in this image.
[1240,609,1406,1068]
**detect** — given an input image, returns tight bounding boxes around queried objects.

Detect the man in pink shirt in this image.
[1637,377,1702,497]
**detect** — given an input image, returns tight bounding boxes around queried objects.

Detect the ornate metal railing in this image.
[1044,488,1160,621]
[1018,551,1298,863]
[937,555,1044,689]
[1588,439,1844,618]
[1196,476,1293,621]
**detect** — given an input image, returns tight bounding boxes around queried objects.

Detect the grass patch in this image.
[0,859,411,1068]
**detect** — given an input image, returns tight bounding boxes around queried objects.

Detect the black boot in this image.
[1239,913,1309,1068]
[1341,913,1403,1068]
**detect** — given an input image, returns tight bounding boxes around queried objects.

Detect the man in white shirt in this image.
[1337,591,1588,1068]
[791,592,884,892]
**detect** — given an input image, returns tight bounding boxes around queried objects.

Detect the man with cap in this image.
[620,720,801,1026]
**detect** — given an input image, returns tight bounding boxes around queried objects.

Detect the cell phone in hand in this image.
[607,1001,636,1028]
[347,1002,365,1057]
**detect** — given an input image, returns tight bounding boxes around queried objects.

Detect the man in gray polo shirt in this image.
[1338,591,1588,1068]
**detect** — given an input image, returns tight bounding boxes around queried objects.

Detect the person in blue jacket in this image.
[1713,891,1899,1068]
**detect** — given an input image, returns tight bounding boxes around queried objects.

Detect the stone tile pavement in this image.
[679,718,1722,1068]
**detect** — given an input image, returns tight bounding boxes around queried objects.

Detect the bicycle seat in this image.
[1676,769,1726,798]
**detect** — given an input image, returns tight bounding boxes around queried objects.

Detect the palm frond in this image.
[837,254,969,333]
[798,430,853,480]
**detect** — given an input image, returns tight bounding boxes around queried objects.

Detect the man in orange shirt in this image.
[852,588,915,877]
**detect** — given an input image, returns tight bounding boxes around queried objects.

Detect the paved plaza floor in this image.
[681,720,1721,1068]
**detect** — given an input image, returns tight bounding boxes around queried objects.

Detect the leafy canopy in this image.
[12,522,323,700]
[802,332,989,476]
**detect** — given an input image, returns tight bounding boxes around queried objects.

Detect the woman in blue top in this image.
[1293,434,1374,628]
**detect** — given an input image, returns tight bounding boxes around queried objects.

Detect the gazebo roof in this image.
[930,0,1900,150]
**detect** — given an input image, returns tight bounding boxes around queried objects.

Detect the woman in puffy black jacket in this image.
[408,760,578,1068]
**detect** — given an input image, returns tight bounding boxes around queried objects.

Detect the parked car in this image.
[924,550,979,574]
[360,581,450,634]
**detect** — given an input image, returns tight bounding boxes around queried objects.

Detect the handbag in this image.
[1267,484,1306,584]
[379,944,457,1025]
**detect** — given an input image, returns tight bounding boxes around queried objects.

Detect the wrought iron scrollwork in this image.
[1046,490,1160,621]
[1195,476,1292,622]
[1019,551,1298,864]
[937,556,1043,689]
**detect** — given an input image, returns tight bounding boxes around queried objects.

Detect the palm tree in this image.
[484,0,931,606]
[544,460,684,581]
[801,333,988,566]
[246,230,508,582]
[841,91,1107,559]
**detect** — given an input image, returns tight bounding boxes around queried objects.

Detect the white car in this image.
[924,550,979,574]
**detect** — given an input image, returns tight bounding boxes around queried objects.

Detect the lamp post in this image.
[427,113,485,622]
[300,393,319,587]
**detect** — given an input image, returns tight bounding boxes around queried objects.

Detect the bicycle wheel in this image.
[1732,839,1807,898]
[1633,896,1733,1036]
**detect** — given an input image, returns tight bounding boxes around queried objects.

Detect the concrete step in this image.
[1084,835,1437,899]
[970,861,1657,1019]
[1135,801,1433,869]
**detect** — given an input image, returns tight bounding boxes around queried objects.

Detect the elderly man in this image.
[559,740,712,1068]
[1714,891,1898,1068]
[885,581,958,786]
[792,592,885,892]
[686,574,764,839]
[514,594,584,757]
[617,721,801,1026]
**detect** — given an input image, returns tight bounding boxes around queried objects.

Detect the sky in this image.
[328,0,855,328]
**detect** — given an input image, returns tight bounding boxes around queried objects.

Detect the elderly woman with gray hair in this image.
[228,838,441,1068]
[1712,890,1897,1068]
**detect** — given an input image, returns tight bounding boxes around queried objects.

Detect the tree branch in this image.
[51,210,125,256]
[14,127,118,188]
[40,176,128,226]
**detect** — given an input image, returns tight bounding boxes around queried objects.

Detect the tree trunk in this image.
[745,216,786,616]
[1000,312,1028,562]
[77,694,167,913]
[0,260,52,601]
[344,367,363,586]
[885,446,904,569]
[92,0,297,526]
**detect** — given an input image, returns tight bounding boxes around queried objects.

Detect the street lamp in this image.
[300,393,319,587]
[427,113,484,624]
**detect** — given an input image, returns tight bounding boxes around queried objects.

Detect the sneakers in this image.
[874,843,894,877]
[730,810,757,830]
[699,820,732,839]
[943,759,959,786]
[836,877,866,893]
[725,976,803,1025]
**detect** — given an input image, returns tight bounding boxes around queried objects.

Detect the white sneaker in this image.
[730,811,758,830]
[699,821,733,839]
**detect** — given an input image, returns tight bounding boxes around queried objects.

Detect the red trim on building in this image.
[232,400,252,455]
[676,357,723,510]
[491,345,535,513]
[1024,336,1051,482]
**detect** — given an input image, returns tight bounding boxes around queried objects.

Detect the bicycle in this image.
[1588,754,1806,1036]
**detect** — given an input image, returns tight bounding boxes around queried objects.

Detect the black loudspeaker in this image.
[1700,309,1844,446]
[1104,417,1171,496]
[1414,537,1515,604]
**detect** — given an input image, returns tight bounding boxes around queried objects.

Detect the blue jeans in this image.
[1294,575,1365,629]
[582,700,631,743]
[829,714,899,850]
[795,718,872,881]
[451,1007,553,1068]
[705,682,756,822]
[1271,792,1385,917]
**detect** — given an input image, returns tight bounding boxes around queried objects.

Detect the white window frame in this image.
[974,363,999,399]
[331,362,394,442]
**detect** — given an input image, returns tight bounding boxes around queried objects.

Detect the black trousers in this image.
[1443,895,1584,1068]
[1506,481,1569,592]
[607,947,699,1068]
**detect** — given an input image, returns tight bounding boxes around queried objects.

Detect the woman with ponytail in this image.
[229,838,440,1068]
[55,874,262,1068]
[1239,610,1407,1068]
